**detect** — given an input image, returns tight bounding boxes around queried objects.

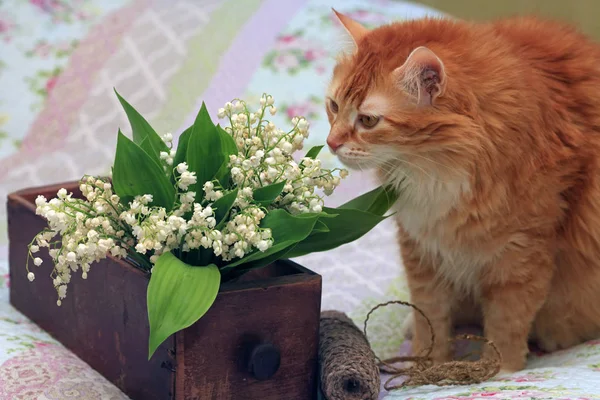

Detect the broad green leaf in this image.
[170,126,192,185]
[312,220,330,233]
[217,124,238,156]
[185,248,216,268]
[139,137,157,163]
[110,168,134,208]
[222,213,333,275]
[241,243,297,270]
[114,90,168,163]
[220,209,320,272]
[340,185,399,215]
[120,195,134,208]
[221,244,298,281]
[305,145,324,159]
[286,207,388,258]
[214,163,232,188]
[261,210,324,243]
[147,252,220,359]
[113,131,175,211]
[186,103,223,200]
[173,126,192,170]
[253,181,286,206]
[294,211,337,219]
[213,189,238,226]
[215,125,238,188]
[222,241,292,271]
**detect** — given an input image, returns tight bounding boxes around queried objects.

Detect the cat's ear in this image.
[332,8,368,47]
[393,46,446,106]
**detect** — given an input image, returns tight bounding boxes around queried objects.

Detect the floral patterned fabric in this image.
[2,0,600,399]
[0,258,129,399]
[0,0,128,158]
[381,336,600,399]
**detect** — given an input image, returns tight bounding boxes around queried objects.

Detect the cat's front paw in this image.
[483,345,526,372]
[534,319,582,353]
[499,360,526,373]
[536,333,578,353]
[496,369,517,378]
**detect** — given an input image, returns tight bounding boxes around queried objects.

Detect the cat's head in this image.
[326,11,480,189]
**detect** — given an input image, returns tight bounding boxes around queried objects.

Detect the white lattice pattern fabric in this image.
[2,1,600,399]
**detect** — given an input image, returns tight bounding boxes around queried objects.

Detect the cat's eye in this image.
[358,114,380,128]
[329,99,339,113]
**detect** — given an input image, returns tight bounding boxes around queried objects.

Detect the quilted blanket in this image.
[1,0,599,398]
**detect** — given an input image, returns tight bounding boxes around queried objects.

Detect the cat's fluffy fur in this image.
[326,11,600,372]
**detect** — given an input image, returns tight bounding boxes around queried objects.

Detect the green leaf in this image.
[241,244,297,270]
[260,210,324,244]
[217,124,237,156]
[305,145,324,159]
[170,126,192,185]
[114,90,168,163]
[214,125,238,188]
[120,195,134,207]
[221,244,298,281]
[312,220,330,233]
[340,185,399,215]
[253,181,286,206]
[113,131,175,211]
[147,252,220,359]
[220,209,320,272]
[139,137,156,161]
[173,126,192,170]
[213,189,238,227]
[214,163,232,188]
[186,103,223,200]
[185,248,215,268]
[286,207,388,258]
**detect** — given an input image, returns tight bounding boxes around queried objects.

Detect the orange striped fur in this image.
[327,12,600,372]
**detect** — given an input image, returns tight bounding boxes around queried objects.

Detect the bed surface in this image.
[1,1,599,398]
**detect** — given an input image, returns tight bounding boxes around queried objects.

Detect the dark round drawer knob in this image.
[247,343,281,380]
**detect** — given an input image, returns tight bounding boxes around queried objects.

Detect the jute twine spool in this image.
[319,310,380,400]
[319,301,502,399]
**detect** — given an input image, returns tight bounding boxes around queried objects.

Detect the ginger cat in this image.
[326,11,600,372]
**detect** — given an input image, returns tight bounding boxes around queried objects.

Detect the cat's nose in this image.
[327,137,344,152]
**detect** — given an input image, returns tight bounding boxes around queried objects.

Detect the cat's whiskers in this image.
[376,159,416,188]
[404,152,467,179]
[381,156,455,187]
[387,157,434,181]
[356,161,368,174]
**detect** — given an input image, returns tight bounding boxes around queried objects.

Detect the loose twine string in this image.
[363,300,501,391]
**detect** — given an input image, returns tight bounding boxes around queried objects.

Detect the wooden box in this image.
[7,182,322,400]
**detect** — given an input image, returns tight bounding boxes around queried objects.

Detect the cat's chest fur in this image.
[393,177,494,293]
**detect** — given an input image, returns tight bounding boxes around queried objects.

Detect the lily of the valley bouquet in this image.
[26,91,397,358]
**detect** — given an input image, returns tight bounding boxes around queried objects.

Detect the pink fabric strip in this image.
[176,0,308,133]
[0,0,149,180]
